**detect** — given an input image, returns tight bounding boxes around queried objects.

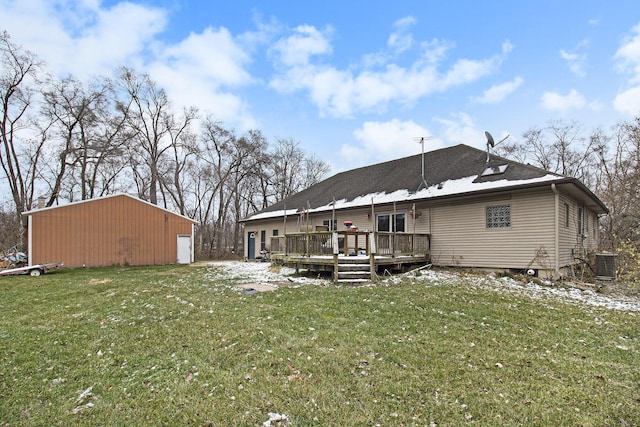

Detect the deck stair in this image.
[337,257,371,283]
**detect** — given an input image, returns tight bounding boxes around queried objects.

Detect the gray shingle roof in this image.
[249,144,607,218]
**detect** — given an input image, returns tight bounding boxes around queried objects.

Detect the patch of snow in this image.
[410,270,640,313]
[263,412,288,426]
[204,261,330,288]
[204,261,640,312]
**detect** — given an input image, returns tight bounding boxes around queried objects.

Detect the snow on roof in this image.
[245,173,561,221]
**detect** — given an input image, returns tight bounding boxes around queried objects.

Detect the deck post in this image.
[369,232,377,282]
[332,232,339,283]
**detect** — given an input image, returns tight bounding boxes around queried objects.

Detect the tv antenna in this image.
[413,136,431,191]
[484,131,510,162]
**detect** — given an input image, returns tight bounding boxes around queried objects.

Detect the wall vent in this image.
[594,253,617,280]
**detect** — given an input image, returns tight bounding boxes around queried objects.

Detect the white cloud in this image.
[615,23,640,81]
[419,39,455,64]
[540,89,587,112]
[0,0,167,79]
[387,16,416,53]
[474,77,523,104]
[0,0,262,130]
[435,113,486,149]
[270,24,333,67]
[560,40,589,77]
[154,28,252,86]
[270,26,512,117]
[343,119,438,166]
[147,26,259,128]
[614,24,640,116]
[613,86,640,116]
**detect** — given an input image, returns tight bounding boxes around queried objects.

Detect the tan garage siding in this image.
[27,194,194,268]
[429,189,556,270]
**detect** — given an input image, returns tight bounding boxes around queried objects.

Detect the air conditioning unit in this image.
[595,253,617,280]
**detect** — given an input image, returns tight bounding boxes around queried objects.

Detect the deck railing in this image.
[270,231,430,257]
[375,232,430,256]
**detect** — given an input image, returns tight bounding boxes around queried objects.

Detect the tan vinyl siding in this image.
[245,218,285,256]
[559,193,576,266]
[411,204,431,234]
[28,195,194,268]
[429,189,556,270]
[244,185,604,278]
[558,193,599,266]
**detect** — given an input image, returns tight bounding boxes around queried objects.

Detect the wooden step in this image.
[337,278,370,284]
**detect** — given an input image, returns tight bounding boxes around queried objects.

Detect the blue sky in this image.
[2,0,640,173]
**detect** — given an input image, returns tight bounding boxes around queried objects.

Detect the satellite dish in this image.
[485,131,495,148]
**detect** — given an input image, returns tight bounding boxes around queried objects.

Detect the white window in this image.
[377,213,406,232]
[486,205,511,228]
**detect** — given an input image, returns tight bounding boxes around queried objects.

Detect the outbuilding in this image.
[22,194,196,268]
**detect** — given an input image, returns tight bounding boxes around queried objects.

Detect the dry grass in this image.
[1,264,638,426]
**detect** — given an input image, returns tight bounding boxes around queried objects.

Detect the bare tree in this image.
[547,120,598,185]
[595,120,640,249]
[118,68,196,206]
[161,107,199,215]
[228,130,268,253]
[520,127,554,170]
[39,76,130,204]
[76,79,130,199]
[196,116,267,256]
[0,201,22,252]
[270,138,306,202]
[0,31,45,220]
[193,117,236,257]
[302,152,330,189]
[507,120,599,187]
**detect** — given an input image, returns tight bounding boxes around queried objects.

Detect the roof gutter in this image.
[551,183,560,278]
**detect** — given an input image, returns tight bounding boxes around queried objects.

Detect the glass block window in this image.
[486,205,511,228]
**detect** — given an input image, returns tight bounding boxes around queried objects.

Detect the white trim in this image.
[28,215,33,266]
[191,223,195,263]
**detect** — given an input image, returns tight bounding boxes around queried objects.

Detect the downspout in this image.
[551,184,560,279]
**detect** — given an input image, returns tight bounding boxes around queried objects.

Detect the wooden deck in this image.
[269,231,430,283]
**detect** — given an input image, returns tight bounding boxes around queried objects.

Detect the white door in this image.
[177,235,192,264]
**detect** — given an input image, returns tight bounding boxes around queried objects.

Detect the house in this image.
[241,144,608,279]
[22,194,196,268]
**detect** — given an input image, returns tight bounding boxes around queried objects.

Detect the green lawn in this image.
[1,264,638,426]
